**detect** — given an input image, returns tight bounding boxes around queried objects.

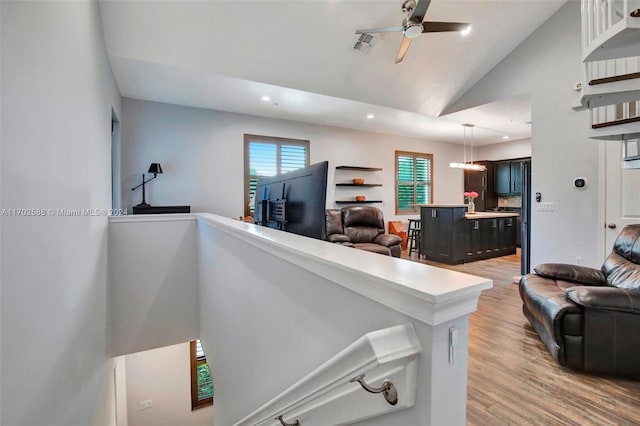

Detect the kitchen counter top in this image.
[465,212,519,219]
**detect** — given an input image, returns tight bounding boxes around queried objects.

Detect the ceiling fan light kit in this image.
[403,19,424,39]
[355,0,470,63]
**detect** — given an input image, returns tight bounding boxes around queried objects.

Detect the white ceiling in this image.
[100,0,565,145]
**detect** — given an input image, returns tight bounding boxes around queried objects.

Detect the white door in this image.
[605,141,640,253]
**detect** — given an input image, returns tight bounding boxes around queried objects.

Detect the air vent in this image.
[353,33,376,53]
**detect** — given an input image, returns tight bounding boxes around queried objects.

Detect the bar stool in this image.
[407,219,421,257]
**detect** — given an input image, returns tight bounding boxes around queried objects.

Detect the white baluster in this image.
[608,104,615,122]
[584,0,594,45]
[582,0,588,50]
[607,58,615,80]
[596,0,601,37]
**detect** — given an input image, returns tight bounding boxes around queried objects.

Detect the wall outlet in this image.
[536,202,555,212]
[139,400,152,410]
[576,256,584,266]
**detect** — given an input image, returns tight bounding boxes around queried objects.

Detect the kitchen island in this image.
[418,204,518,264]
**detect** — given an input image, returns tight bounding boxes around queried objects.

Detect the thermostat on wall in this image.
[574,177,587,189]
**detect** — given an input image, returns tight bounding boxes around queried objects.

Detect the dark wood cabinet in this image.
[420,206,517,264]
[420,206,467,263]
[494,161,512,195]
[510,161,522,195]
[498,216,517,251]
[464,161,496,211]
[495,159,527,196]
[465,217,513,261]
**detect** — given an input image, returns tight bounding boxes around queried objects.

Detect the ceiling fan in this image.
[355,0,471,63]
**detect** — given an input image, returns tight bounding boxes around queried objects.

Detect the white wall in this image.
[475,138,532,161]
[444,2,601,267]
[125,342,214,426]
[109,216,200,356]
[120,98,464,223]
[0,1,122,424]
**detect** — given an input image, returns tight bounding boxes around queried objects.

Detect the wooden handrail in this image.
[592,115,640,129]
[589,71,640,85]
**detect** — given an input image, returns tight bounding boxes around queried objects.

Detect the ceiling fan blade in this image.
[395,37,413,63]
[422,22,470,33]
[409,0,432,21]
[355,26,403,34]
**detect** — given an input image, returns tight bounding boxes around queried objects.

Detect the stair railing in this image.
[585,56,640,86]
[232,323,421,426]
[582,0,630,48]
[591,100,640,128]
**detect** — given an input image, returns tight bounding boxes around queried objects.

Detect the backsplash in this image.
[498,195,522,208]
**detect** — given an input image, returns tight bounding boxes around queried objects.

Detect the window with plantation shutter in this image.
[244,135,310,216]
[190,340,213,410]
[395,151,433,214]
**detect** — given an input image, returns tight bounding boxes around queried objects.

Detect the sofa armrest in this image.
[373,233,403,247]
[327,234,351,243]
[534,263,606,286]
[566,286,640,314]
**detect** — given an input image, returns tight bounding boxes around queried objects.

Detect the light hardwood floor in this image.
[402,251,640,425]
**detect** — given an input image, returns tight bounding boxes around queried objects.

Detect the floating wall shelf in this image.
[335,166,383,206]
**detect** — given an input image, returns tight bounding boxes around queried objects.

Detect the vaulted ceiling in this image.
[100,0,567,145]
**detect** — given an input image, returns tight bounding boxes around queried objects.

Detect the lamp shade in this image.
[148,163,163,174]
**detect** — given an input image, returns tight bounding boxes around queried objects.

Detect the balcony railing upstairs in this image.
[588,100,640,139]
[581,0,640,62]
[582,56,640,108]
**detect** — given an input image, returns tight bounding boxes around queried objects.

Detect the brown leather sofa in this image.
[519,224,640,377]
[325,206,403,257]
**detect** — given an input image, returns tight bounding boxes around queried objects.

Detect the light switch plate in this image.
[537,202,554,212]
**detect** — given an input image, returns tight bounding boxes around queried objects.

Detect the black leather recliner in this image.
[519,224,640,376]
[325,206,403,257]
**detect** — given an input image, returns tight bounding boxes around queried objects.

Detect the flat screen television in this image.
[254,161,328,240]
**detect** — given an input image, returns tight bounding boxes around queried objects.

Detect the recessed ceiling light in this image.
[261,96,271,101]
[367,114,375,119]
[461,25,471,36]
[502,136,510,140]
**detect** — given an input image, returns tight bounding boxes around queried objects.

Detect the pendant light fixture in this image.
[449,123,486,171]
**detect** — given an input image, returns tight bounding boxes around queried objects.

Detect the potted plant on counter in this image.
[464,191,479,213]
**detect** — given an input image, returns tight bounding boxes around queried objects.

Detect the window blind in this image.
[245,137,309,215]
[396,152,433,214]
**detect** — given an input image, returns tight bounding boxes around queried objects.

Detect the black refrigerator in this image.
[521,160,531,275]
